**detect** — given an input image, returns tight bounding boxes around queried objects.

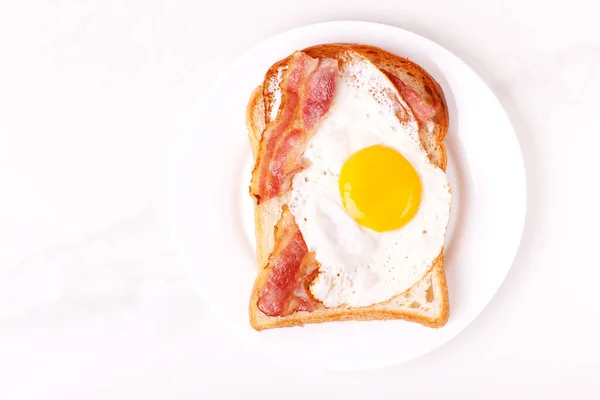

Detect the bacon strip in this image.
[257,207,320,317]
[250,52,339,203]
[385,72,440,121]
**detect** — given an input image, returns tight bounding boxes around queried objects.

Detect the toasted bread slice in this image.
[247,44,450,331]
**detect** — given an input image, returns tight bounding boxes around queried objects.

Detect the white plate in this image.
[169,21,526,371]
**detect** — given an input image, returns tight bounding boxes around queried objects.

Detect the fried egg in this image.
[288,56,451,308]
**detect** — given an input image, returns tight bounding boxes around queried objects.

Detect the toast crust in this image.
[247,44,450,331]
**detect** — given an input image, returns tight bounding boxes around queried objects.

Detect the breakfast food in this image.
[246,44,451,331]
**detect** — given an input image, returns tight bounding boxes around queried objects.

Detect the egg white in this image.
[288,61,451,308]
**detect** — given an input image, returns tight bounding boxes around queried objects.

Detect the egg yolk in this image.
[339,144,422,232]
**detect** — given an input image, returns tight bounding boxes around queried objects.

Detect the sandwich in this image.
[246,44,451,331]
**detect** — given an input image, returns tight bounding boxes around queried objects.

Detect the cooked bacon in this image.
[250,52,339,203]
[257,207,320,317]
[385,72,439,121]
[302,58,338,130]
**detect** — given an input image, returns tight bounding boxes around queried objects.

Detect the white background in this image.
[0,1,598,399]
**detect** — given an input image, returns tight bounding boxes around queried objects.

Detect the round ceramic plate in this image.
[169,21,526,371]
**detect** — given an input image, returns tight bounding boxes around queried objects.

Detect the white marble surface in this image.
[1,1,599,398]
